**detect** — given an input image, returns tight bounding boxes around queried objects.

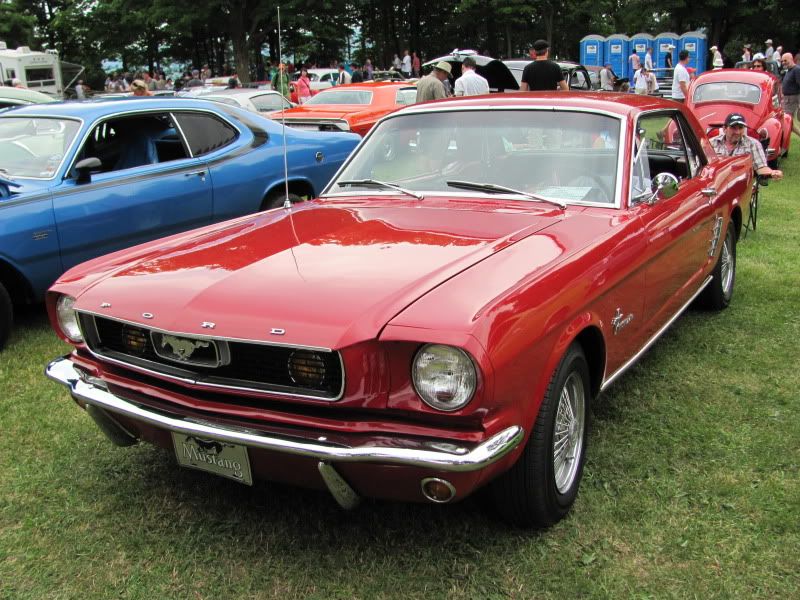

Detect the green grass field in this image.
[1,141,798,599]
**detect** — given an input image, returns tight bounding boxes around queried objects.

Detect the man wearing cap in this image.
[764,39,774,62]
[710,113,783,181]
[454,56,489,96]
[710,45,722,67]
[520,39,567,91]
[415,61,451,102]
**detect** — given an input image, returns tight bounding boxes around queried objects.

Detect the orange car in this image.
[270,81,418,136]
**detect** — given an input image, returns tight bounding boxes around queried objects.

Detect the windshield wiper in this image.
[335,178,424,200]
[446,180,566,210]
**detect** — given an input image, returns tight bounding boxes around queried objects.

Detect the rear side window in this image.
[173,112,238,156]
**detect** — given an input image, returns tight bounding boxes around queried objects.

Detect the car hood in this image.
[68,199,556,349]
[423,53,519,91]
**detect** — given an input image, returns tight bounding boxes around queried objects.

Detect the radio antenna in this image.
[278,6,291,209]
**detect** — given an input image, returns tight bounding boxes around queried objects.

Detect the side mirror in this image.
[74,157,102,184]
[647,172,679,204]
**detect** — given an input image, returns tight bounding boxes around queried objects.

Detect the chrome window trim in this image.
[321,105,626,208]
[61,107,242,178]
[77,311,346,401]
[692,81,762,105]
[0,114,84,180]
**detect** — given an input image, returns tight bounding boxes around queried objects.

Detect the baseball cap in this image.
[725,113,747,128]
[766,39,773,44]
[532,39,549,52]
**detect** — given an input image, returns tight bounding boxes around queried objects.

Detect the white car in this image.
[198,88,294,114]
[291,68,340,92]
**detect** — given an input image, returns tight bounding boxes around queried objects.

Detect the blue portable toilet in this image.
[655,32,680,74]
[630,33,655,69]
[580,35,606,67]
[680,31,708,74]
[606,34,630,79]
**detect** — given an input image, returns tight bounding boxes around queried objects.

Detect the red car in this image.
[270,81,418,136]
[47,93,751,527]
[687,68,792,167]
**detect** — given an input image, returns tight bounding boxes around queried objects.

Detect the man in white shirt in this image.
[764,39,774,61]
[644,47,654,70]
[671,50,691,102]
[401,50,412,77]
[454,56,489,96]
[599,63,615,91]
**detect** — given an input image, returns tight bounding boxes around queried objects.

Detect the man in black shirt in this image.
[520,39,567,91]
[780,53,800,138]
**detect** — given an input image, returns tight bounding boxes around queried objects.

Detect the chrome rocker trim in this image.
[47,356,524,473]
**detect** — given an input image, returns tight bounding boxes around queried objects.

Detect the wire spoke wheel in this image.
[553,371,586,494]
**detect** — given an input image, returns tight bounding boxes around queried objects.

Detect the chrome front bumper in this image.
[46,357,524,505]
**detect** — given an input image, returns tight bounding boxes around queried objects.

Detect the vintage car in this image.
[687,68,792,167]
[270,81,418,136]
[0,98,359,349]
[197,88,294,114]
[46,93,751,527]
[0,86,58,109]
[424,50,519,92]
[288,68,339,103]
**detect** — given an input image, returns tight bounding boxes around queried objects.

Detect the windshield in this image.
[328,109,620,205]
[0,117,81,178]
[693,82,761,104]
[305,90,373,105]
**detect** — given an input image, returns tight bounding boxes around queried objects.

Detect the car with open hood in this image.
[269,81,417,136]
[686,68,791,167]
[0,98,359,349]
[47,92,751,527]
[423,50,519,92]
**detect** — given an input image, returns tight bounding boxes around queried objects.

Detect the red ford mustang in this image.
[270,81,418,136]
[687,68,792,167]
[47,93,752,527]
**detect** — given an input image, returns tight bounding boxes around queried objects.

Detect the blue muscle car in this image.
[0,98,360,349]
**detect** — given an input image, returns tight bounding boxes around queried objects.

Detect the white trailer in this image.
[0,41,83,98]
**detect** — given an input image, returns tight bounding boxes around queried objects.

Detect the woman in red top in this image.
[412,52,421,77]
[296,67,312,104]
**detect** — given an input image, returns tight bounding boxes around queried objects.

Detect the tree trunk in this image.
[229,5,250,82]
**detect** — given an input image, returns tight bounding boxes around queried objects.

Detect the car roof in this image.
[200,88,281,97]
[396,91,674,117]
[0,87,58,103]
[693,69,777,84]
[0,97,241,119]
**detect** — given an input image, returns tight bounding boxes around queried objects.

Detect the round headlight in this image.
[56,295,83,342]
[288,349,327,388]
[412,344,477,412]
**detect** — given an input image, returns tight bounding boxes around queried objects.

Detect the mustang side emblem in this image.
[270,328,286,336]
[611,308,634,335]
[160,335,210,361]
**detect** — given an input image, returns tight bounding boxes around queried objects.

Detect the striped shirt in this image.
[709,133,767,170]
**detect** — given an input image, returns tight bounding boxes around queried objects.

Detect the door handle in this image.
[701,187,717,197]
[184,170,206,178]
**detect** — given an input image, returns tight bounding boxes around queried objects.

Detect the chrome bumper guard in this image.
[47,357,524,506]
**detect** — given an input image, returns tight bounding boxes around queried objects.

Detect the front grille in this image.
[79,314,343,400]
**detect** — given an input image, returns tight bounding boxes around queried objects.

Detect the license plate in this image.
[172,432,253,485]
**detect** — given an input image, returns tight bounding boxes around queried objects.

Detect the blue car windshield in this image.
[0,117,81,178]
